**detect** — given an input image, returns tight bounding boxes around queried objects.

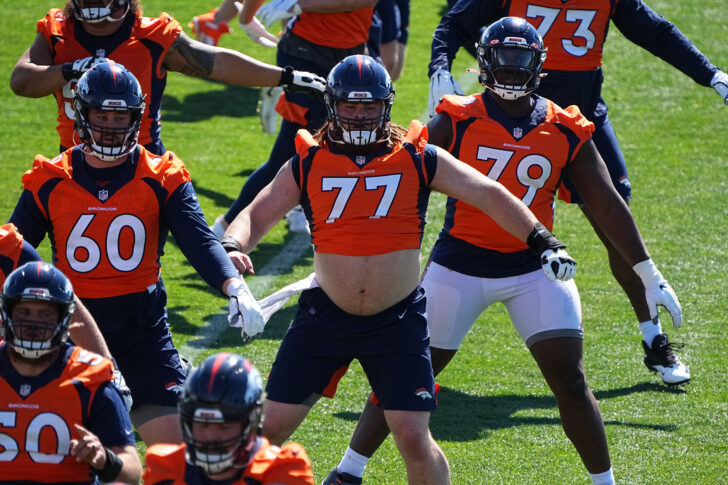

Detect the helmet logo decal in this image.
[349,91,372,99]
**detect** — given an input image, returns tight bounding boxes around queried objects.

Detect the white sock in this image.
[639,319,662,346]
[590,467,616,485]
[337,446,370,478]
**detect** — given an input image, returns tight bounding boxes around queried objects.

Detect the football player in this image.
[325,19,683,485]
[1,222,113,361]
[425,0,727,386]
[203,0,379,237]
[10,0,325,156]
[0,262,142,484]
[144,352,314,485]
[8,60,265,447]
[222,54,580,485]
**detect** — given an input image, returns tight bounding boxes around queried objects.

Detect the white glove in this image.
[279,66,326,100]
[259,85,283,134]
[541,248,577,281]
[711,70,728,105]
[62,55,102,81]
[428,67,464,118]
[227,278,266,339]
[258,0,302,28]
[240,16,279,47]
[633,259,683,328]
[110,359,133,412]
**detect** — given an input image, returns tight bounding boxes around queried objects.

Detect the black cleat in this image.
[643,333,690,386]
[321,467,363,485]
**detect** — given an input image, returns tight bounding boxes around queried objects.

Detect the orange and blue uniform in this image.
[432,92,593,277]
[430,0,719,204]
[0,223,42,287]
[0,342,134,484]
[9,145,238,410]
[37,9,182,154]
[143,438,314,484]
[224,6,376,223]
[264,122,439,412]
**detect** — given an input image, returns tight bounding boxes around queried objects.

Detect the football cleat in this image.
[321,467,363,485]
[259,86,283,134]
[286,205,310,234]
[189,9,230,46]
[642,333,690,386]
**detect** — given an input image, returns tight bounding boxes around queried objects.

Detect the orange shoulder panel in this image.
[136,149,191,199]
[246,440,315,485]
[134,13,183,78]
[295,129,319,159]
[143,443,188,484]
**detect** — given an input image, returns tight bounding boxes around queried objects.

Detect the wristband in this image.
[96,447,123,482]
[278,66,294,86]
[526,222,565,255]
[220,236,242,253]
[61,62,75,82]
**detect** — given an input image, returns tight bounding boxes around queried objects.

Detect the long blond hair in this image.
[312,121,408,151]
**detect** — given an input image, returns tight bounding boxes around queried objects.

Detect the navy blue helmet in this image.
[73,58,145,161]
[179,353,265,475]
[476,17,547,100]
[70,0,130,23]
[0,262,75,359]
[325,55,395,146]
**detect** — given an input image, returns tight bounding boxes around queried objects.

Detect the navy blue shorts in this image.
[266,286,437,412]
[81,279,186,410]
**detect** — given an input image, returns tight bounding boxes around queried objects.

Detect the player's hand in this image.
[61,56,102,81]
[240,16,279,47]
[227,278,266,339]
[428,67,464,118]
[541,248,577,281]
[259,85,283,134]
[633,259,683,328]
[70,424,105,468]
[258,0,302,28]
[111,364,133,412]
[711,70,728,105]
[279,66,326,100]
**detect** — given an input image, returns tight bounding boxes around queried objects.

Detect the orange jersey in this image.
[144,438,314,485]
[37,9,182,148]
[436,93,593,252]
[0,345,114,483]
[294,122,435,256]
[0,223,24,286]
[20,146,190,298]
[290,8,375,49]
[507,0,615,71]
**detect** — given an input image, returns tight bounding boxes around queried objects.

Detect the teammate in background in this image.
[190,0,280,48]
[207,0,378,238]
[366,0,409,81]
[8,61,265,447]
[0,262,142,484]
[144,352,315,485]
[324,19,684,485]
[425,0,727,385]
[222,54,579,485]
[9,0,325,155]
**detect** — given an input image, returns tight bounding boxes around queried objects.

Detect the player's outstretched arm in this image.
[10,34,68,97]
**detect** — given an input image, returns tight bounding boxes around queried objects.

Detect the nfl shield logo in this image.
[355,155,366,166]
[513,127,523,139]
[96,48,106,58]
[98,190,109,201]
[20,384,31,397]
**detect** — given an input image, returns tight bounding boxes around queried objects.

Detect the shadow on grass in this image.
[332,383,679,443]
[161,84,259,123]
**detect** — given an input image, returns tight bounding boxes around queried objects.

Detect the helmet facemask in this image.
[326,99,392,147]
[71,0,129,23]
[74,103,143,162]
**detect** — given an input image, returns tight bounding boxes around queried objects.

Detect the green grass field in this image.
[2,1,727,483]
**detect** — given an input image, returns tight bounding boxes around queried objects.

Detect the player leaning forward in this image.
[8,60,264,447]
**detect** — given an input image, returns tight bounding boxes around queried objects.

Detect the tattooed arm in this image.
[162,31,284,86]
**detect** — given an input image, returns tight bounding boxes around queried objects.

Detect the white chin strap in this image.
[77,1,128,23]
[342,129,377,146]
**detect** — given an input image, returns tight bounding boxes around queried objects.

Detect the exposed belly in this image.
[314,249,421,316]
